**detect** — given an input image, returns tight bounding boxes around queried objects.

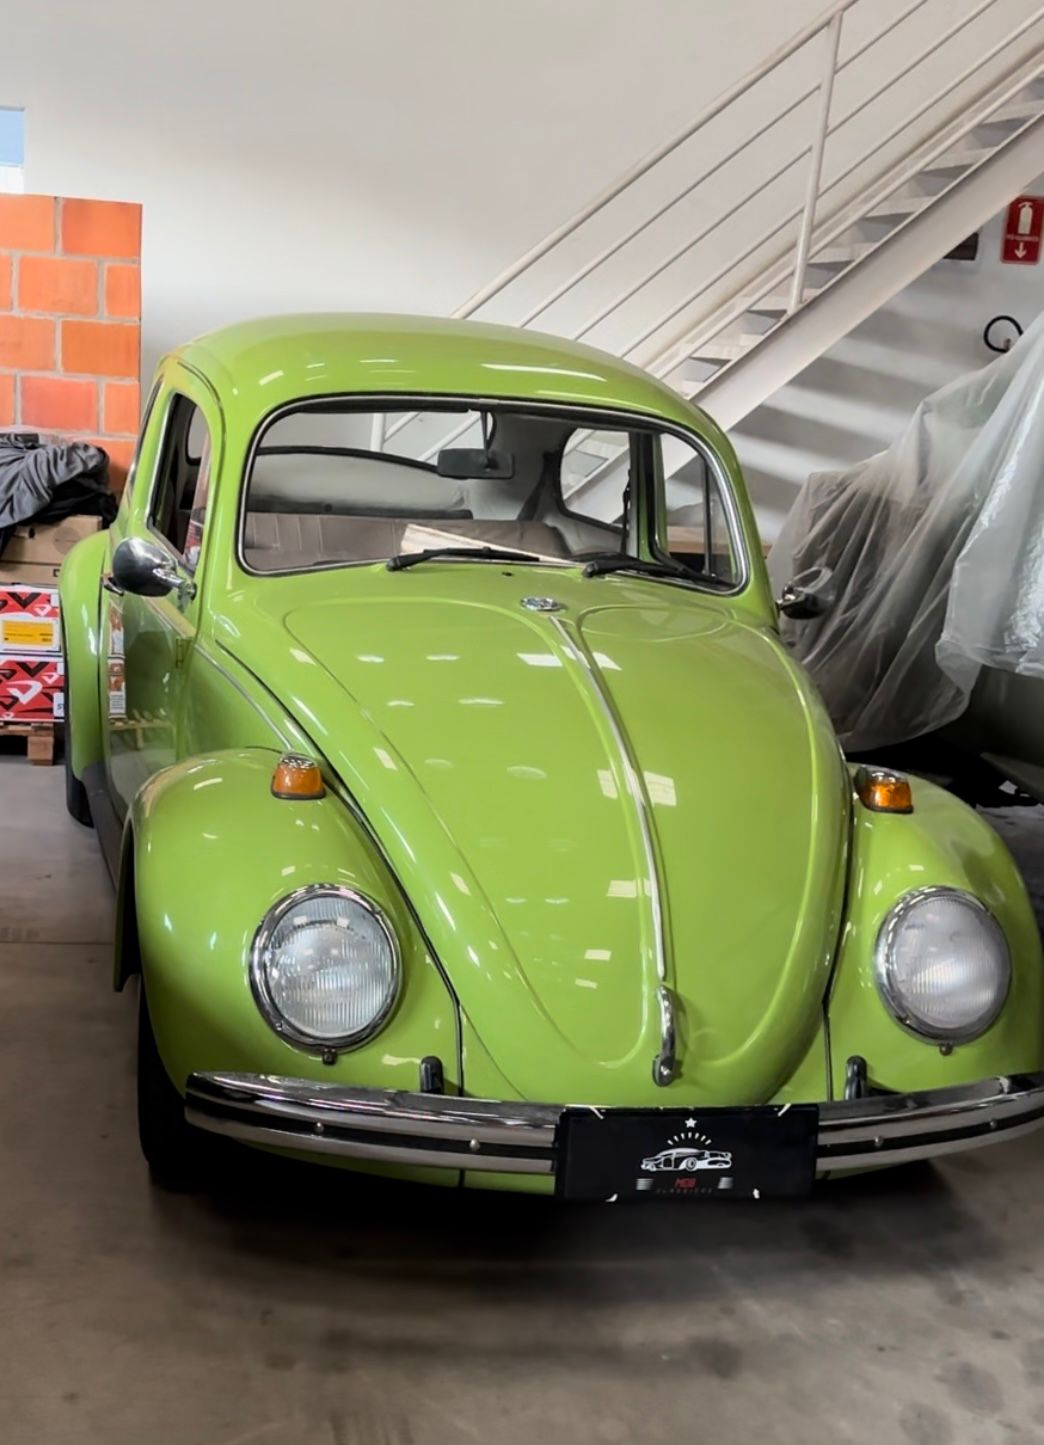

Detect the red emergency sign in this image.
[1001,196,1043,265]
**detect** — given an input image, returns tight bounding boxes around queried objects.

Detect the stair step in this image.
[809,240,875,266]
[688,331,760,363]
[575,438,624,462]
[987,97,1043,124]
[922,145,994,172]
[736,287,821,315]
[866,193,927,221]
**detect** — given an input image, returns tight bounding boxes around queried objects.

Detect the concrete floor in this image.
[2,754,1044,1445]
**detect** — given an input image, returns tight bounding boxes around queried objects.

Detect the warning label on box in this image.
[1,619,58,651]
[0,586,60,653]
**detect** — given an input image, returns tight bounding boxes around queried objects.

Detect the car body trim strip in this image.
[547,613,673,1087]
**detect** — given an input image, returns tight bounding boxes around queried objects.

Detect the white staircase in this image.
[661,68,1044,433]
[387,0,1044,494]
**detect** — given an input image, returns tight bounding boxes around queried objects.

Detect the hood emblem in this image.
[521,596,564,613]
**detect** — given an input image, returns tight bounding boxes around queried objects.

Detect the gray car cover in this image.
[768,311,1044,752]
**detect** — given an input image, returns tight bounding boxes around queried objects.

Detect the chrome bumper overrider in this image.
[185,1071,1044,1177]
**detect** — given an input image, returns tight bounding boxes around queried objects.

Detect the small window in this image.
[0,109,24,193]
[148,394,213,572]
[121,382,159,499]
[186,405,209,465]
[660,437,740,588]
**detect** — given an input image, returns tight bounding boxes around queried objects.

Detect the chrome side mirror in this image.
[776,565,833,620]
[776,581,825,620]
[111,536,192,600]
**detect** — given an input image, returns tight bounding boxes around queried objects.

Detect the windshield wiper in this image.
[387,545,543,572]
[581,554,693,582]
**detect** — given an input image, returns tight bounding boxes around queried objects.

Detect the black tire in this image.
[62,658,93,827]
[137,983,208,1190]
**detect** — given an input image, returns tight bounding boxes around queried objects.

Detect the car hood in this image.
[226,567,848,1105]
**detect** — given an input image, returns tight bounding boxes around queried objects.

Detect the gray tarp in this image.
[768,311,1044,752]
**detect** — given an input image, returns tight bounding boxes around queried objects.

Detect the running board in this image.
[82,762,123,889]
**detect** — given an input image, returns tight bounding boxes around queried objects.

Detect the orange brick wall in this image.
[0,194,142,491]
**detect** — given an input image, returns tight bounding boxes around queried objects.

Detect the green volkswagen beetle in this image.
[60,314,1044,1198]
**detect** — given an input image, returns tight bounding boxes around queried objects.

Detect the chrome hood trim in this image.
[549,614,674,1086]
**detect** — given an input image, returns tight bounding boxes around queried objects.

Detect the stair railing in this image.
[382,0,1041,456]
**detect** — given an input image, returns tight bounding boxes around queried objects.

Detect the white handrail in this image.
[568,0,1002,346]
[788,13,843,314]
[450,0,863,321]
[628,2,1044,369]
[381,0,934,448]
[382,0,1040,468]
[656,53,1044,378]
[381,0,867,450]
[564,45,1044,499]
[514,0,934,333]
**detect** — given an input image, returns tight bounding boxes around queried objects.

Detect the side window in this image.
[660,438,740,588]
[182,432,211,573]
[148,394,213,572]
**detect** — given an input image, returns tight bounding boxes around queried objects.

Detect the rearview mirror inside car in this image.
[436,448,515,480]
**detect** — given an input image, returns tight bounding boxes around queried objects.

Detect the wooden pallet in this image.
[0,721,57,765]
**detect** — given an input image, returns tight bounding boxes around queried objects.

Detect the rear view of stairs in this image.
[382,0,1044,498]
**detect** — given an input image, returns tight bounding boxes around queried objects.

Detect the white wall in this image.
[0,0,824,378]
[733,175,1044,540]
[3,0,1041,386]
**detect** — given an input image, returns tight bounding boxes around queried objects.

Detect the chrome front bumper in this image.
[185,1071,1044,1179]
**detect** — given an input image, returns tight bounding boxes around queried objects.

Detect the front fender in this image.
[828,775,1044,1095]
[58,529,108,780]
[125,748,461,1101]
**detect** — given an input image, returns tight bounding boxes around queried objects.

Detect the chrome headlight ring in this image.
[250,884,401,1054]
[874,886,1012,1045]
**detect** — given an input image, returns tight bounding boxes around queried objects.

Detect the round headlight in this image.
[874,887,1011,1043]
[251,886,400,1050]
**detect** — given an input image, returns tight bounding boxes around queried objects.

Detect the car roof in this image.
[171,313,718,440]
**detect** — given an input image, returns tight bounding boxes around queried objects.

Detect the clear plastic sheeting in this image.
[768,312,1044,753]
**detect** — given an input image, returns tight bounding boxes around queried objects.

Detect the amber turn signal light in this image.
[271,754,326,800]
[854,766,913,815]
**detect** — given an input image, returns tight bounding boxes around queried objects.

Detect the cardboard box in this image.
[0,586,61,654]
[2,515,102,566]
[0,655,64,723]
[0,516,102,586]
[0,561,62,587]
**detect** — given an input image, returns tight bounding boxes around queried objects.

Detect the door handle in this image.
[102,574,125,597]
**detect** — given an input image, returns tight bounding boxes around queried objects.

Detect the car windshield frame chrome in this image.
[234,393,750,598]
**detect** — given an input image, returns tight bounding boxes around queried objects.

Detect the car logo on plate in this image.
[520,596,564,612]
[637,1120,734,1193]
[640,1145,733,1173]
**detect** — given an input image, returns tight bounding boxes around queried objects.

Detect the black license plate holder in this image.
[556,1104,819,1201]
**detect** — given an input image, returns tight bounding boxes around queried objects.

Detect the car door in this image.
[103,371,219,816]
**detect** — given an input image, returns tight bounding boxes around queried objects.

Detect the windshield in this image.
[240,402,742,589]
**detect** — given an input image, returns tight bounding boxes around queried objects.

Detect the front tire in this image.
[137,983,207,1190]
